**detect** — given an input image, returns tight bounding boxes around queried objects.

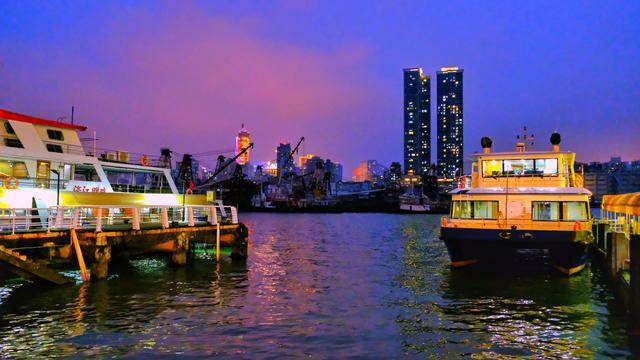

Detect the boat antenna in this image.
[71,106,75,124]
[515,126,535,151]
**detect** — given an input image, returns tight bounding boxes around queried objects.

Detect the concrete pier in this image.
[0,204,248,282]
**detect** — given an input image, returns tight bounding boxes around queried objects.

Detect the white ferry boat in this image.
[0,108,206,208]
[440,133,593,275]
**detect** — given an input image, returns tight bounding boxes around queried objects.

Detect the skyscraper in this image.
[403,68,431,176]
[276,143,292,177]
[235,124,251,165]
[437,67,464,179]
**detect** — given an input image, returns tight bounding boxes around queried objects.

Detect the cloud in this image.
[0,3,383,170]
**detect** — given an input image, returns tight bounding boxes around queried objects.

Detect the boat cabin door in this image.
[507,200,526,220]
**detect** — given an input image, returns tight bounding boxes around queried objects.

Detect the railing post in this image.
[73,208,80,229]
[209,206,218,225]
[132,207,141,231]
[96,208,103,232]
[55,206,64,228]
[161,207,169,229]
[230,207,238,224]
[11,209,15,235]
[187,207,195,227]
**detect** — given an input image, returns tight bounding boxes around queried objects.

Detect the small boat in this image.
[399,192,431,212]
[440,132,593,275]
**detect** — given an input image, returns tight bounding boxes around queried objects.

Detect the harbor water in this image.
[0,213,636,358]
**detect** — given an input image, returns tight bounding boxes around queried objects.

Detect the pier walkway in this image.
[0,204,248,283]
[594,192,640,330]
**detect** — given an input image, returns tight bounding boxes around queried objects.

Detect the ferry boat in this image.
[0,108,209,208]
[440,133,593,275]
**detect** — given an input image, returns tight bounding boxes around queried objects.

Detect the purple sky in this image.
[1,1,639,173]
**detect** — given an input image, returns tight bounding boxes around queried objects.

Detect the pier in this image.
[592,192,640,330]
[0,204,248,283]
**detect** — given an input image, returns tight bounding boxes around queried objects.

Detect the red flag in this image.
[188,180,195,191]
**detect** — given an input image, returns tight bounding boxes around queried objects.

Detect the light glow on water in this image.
[0,213,635,357]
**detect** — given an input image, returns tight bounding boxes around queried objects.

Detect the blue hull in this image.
[440,227,593,275]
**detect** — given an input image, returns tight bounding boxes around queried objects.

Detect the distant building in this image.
[579,157,640,204]
[437,67,464,179]
[352,160,387,184]
[276,143,293,177]
[298,154,315,170]
[384,162,402,187]
[583,171,608,204]
[403,68,431,176]
[304,156,324,175]
[325,159,343,183]
[235,125,251,165]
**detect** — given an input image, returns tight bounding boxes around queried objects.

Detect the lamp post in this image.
[51,169,60,206]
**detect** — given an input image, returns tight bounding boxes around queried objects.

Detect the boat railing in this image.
[443,216,592,231]
[0,204,238,234]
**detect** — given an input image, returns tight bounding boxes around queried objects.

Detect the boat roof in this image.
[473,150,574,157]
[450,187,592,195]
[0,108,87,131]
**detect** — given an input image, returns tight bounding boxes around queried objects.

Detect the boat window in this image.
[74,164,99,181]
[4,138,23,148]
[47,129,64,141]
[0,160,28,178]
[503,159,534,175]
[4,122,16,135]
[532,201,560,221]
[482,160,502,176]
[451,201,473,219]
[46,144,64,153]
[563,201,588,221]
[473,201,499,219]
[103,166,171,193]
[534,158,558,175]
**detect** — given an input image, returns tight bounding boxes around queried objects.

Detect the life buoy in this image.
[441,217,448,227]
[185,188,193,195]
[140,155,150,166]
[5,177,18,189]
[573,221,582,231]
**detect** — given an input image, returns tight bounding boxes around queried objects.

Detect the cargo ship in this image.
[440,133,593,275]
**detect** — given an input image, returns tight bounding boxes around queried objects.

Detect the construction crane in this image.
[278,136,304,185]
[196,143,254,189]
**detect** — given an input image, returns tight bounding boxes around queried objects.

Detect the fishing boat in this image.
[0,108,210,208]
[440,132,593,275]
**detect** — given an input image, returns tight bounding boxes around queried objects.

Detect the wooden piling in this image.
[70,229,89,282]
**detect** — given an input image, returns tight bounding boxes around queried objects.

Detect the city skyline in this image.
[1,1,639,175]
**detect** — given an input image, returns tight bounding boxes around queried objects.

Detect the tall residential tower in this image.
[436,67,463,179]
[403,68,431,176]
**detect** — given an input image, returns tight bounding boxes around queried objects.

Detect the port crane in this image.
[196,143,254,189]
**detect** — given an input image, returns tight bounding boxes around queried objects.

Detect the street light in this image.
[51,169,60,206]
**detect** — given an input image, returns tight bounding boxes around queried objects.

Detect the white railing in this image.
[0,204,238,234]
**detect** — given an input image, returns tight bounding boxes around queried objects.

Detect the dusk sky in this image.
[1,1,639,173]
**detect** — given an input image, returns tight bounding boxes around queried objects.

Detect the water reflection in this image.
[396,216,633,358]
[0,213,635,358]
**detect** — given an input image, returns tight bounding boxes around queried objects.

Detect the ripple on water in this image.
[0,213,635,358]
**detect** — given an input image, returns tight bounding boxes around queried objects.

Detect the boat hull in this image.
[440,227,592,275]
